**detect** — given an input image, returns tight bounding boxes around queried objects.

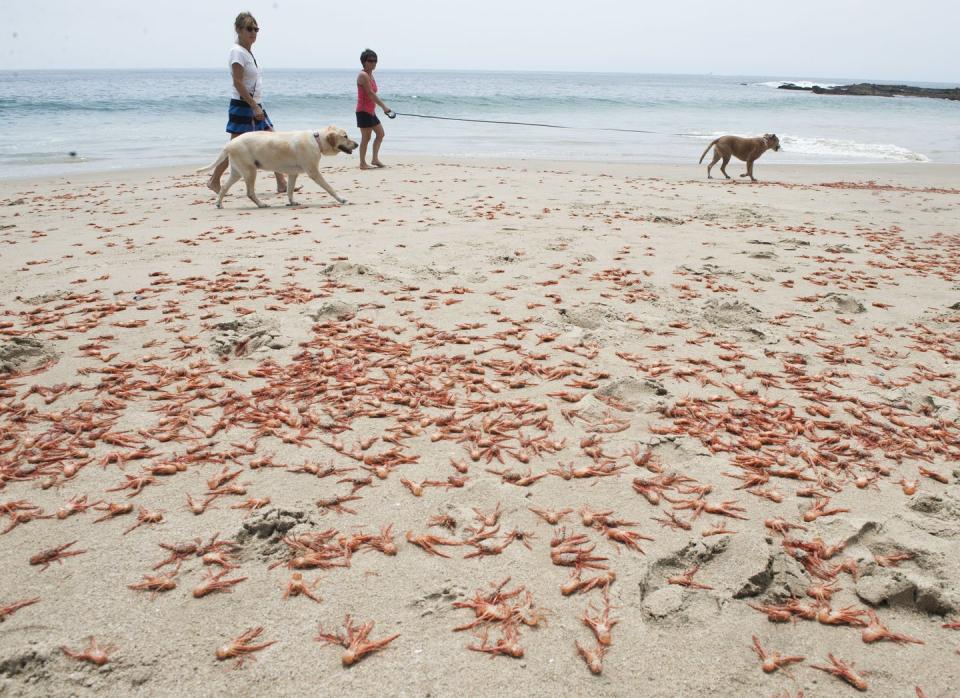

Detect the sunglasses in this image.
[246,26,260,32]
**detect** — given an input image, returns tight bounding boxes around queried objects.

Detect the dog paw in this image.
[337,198,348,205]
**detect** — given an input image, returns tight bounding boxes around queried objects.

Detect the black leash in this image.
[391,111,669,135]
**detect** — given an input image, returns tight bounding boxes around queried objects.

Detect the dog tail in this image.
[195,146,230,174]
[698,139,719,164]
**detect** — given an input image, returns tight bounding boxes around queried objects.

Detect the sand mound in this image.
[558,302,625,330]
[733,208,776,226]
[825,243,855,254]
[701,299,763,328]
[304,300,357,322]
[596,376,667,403]
[0,337,58,374]
[320,261,373,278]
[777,237,811,248]
[713,532,808,600]
[234,507,317,564]
[650,215,685,225]
[830,517,960,614]
[0,649,53,684]
[210,315,286,356]
[16,290,68,305]
[822,293,866,314]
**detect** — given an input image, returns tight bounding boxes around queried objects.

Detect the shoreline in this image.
[4,157,960,189]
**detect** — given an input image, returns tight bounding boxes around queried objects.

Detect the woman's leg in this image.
[208,132,240,193]
[371,124,386,167]
[358,127,373,169]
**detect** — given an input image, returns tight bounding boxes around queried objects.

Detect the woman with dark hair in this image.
[356,49,394,169]
[207,12,286,194]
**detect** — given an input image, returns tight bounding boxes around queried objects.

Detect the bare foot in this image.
[372,160,387,168]
[207,179,221,194]
[359,163,372,170]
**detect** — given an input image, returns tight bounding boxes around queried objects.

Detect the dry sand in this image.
[1,158,959,697]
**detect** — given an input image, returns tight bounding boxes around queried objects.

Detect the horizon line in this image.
[0,67,957,85]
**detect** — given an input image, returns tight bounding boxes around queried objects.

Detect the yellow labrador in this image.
[197,127,358,208]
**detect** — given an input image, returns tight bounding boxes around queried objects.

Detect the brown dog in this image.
[699,134,780,182]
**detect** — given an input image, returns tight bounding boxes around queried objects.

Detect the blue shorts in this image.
[226,99,275,134]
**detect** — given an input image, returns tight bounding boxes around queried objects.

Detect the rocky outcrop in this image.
[779,82,960,101]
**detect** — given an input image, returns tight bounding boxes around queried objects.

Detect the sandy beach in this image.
[1,158,958,697]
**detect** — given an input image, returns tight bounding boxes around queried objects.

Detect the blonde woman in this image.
[208,12,286,194]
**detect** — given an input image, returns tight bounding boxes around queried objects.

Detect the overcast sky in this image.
[6,1,957,82]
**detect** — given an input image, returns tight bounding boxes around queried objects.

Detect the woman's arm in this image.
[232,63,264,119]
[358,73,391,114]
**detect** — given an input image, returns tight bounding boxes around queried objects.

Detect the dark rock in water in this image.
[779,82,960,101]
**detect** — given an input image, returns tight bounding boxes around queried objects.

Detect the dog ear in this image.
[326,132,338,148]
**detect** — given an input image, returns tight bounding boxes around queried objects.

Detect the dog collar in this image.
[313,131,323,149]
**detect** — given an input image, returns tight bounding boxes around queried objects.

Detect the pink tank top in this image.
[356,74,377,114]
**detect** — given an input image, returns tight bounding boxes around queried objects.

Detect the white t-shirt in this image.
[228,45,262,102]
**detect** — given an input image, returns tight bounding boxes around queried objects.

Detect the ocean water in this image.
[2,69,959,179]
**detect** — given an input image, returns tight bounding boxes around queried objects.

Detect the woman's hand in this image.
[252,105,265,121]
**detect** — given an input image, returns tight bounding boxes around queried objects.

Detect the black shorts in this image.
[356,111,381,128]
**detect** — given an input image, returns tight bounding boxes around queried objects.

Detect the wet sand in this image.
[1,159,959,697]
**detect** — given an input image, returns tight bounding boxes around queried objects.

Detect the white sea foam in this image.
[780,135,929,162]
[755,80,840,89]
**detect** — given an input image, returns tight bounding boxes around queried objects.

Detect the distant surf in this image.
[754,80,840,90]
[780,135,929,162]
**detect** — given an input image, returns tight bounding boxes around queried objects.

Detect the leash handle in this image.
[386,110,397,119]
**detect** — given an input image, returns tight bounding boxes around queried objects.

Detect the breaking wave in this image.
[780,135,929,162]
